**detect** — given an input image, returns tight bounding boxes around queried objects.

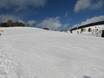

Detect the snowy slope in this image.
[0,27,104,78]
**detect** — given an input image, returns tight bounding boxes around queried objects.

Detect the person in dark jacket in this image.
[101,30,104,37]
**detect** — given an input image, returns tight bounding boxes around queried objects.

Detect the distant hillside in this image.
[0,20,25,27]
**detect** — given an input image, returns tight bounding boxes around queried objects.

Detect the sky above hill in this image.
[0,0,104,29]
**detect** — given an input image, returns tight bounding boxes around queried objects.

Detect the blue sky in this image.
[0,0,104,29]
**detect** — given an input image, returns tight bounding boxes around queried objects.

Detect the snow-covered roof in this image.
[71,21,104,31]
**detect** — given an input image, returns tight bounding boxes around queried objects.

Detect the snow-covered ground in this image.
[0,27,104,78]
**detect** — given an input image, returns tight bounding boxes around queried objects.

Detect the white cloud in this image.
[75,0,91,12]
[74,0,104,12]
[38,17,62,31]
[0,0,47,11]
[80,16,104,25]
[27,20,37,26]
[73,16,104,27]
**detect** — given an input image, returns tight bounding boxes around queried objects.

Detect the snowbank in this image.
[0,27,104,78]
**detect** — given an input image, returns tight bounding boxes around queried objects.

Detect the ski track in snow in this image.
[0,27,104,78]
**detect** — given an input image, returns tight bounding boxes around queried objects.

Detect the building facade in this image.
[70,21,104,37]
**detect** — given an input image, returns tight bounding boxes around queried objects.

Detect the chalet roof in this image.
[71,21,104,31]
